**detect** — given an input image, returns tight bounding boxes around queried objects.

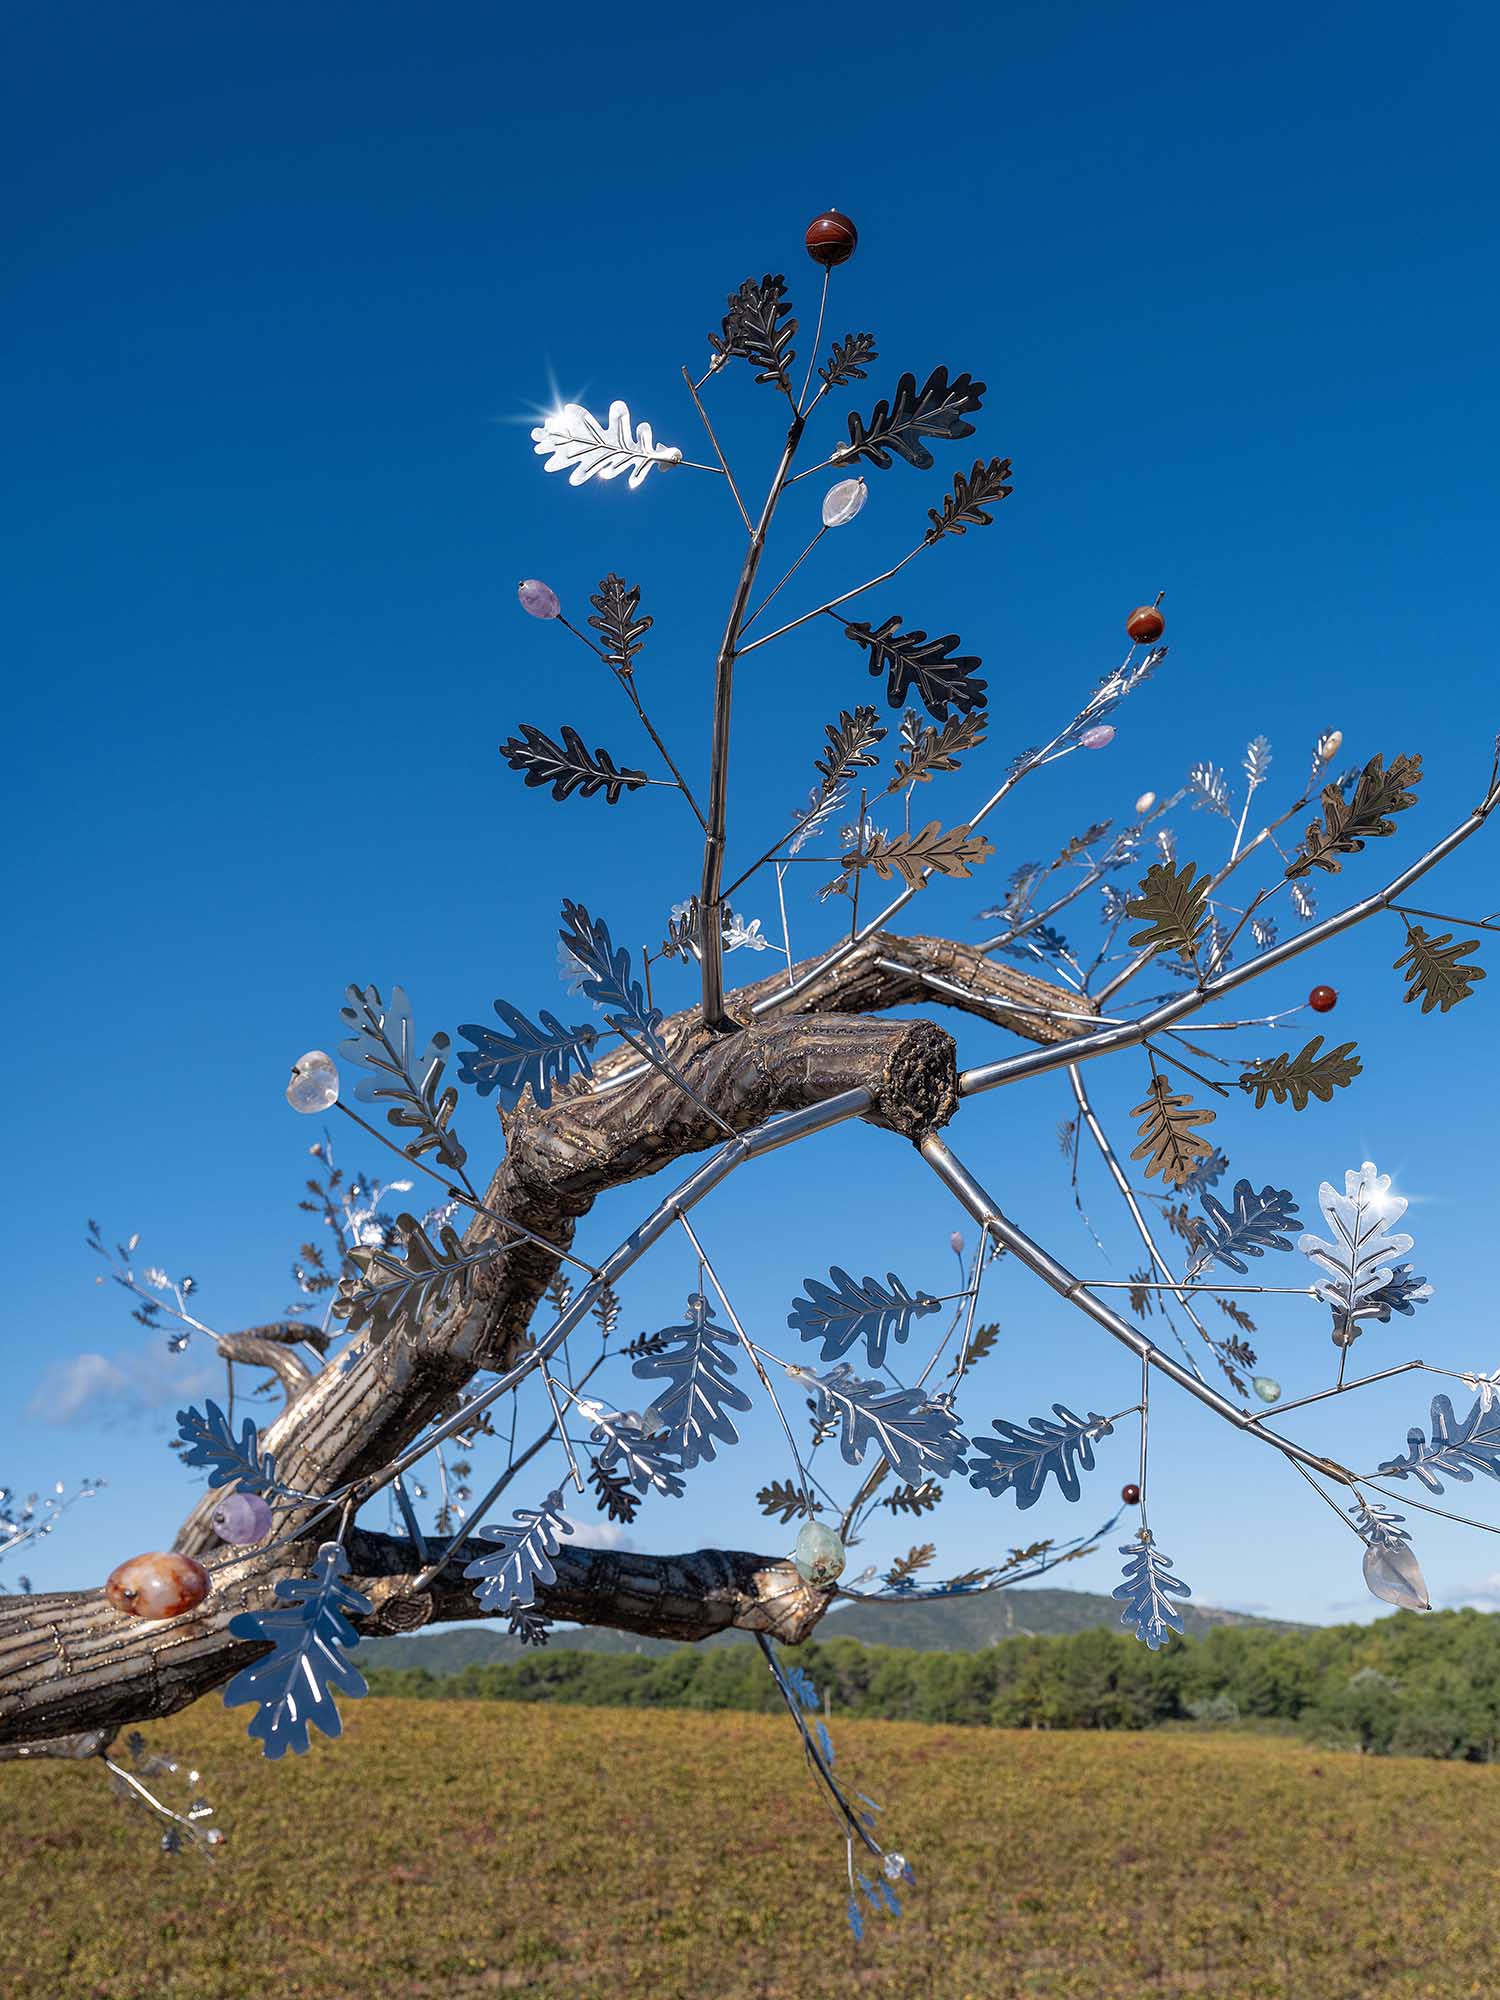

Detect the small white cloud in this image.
[28,1343,217,1426]
[1443,1574,1500,1610]
[561,1515,635,1553]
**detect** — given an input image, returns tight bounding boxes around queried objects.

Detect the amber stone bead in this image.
[1308,985,1338,1013]
[805,210,858,267]
[104,1551,211,1620]
[1126,605,1165,645]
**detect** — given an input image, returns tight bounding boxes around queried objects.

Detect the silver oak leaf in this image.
[531,401,683,490]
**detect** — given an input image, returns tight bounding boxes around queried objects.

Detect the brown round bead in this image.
[104,1551,211,1620]
[1308,985,1338,1013]
[1126,605,1165,645]
[805,210,858,267]
[1121,1483,1142,1506]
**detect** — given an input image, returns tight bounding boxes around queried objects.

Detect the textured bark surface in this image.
[0,936,1088,1752]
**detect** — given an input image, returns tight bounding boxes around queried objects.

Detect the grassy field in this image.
[5,1700,1500,1999]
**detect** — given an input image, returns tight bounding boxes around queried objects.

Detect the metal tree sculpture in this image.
[3,216,1497,1935]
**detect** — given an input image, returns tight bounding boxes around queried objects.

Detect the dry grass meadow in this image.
[5,1698,1499,1998]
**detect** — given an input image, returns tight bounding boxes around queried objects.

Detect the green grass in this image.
[5,1699,1500,1998]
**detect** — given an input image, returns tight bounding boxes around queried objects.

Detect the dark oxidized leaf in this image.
[501,724,648,805]
[839,365,985,471]
[707,273,796,388]
[845,614,987,720]
[819,331,878,389]
[586,574,653,673]
[924,457,1014,541]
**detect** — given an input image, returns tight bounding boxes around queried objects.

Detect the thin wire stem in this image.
[797,267,830,411]
[680,366,752,532]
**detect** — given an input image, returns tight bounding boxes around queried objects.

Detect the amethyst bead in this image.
[212,1491,274,1546]
[517,578,561,619]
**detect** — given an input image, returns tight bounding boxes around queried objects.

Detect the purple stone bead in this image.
[517,578,561,620]
[1080,725,1116,749]
[211,1491,274,1546]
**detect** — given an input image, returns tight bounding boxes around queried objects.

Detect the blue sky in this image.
[4,0,1496,1628]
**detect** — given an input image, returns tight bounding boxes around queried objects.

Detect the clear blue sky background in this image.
[4,0,1496,1627]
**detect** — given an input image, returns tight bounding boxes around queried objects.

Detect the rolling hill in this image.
[361,1584,1303,1675]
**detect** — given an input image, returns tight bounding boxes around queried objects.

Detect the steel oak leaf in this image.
[223,1543,370,1758]
[1287,751,1424,878]
[500,724,649,805]
[463,1492,574,1613]
[175,1401,276,1496]
[1186,1179,1301,1277]
[967,1404,1113,1510]
[586,574,653,672]
[531,401,683,489]
[1113,1537,1192,1650]
[838,365,986,471]
[787,1266,942,1368]
[1125,861,1210,963]
[456,1001,598,1111]
[1377,1394,1500,1494]
[845,614,988,721]
[923,456,1014,541]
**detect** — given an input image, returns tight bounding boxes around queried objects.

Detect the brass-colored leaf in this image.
[1130,1076,1217,1188]
[1125,860,1210,963]
[883,1479,943,1517]
[1286,751,1423,879]
[1238,1035,1362,1110]
[949,1321,1000,1380]
[813,706,887,797]
[1127,1270,1155,1320]
[843,819,995,890]
[885,1542,937,1585]
[888,711,989,788]
[1392,924,1487,1015]
[1216,1296,1257,1335]
[757,1478,819,1524]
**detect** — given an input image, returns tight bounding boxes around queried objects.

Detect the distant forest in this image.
[366,1609,1500,1761]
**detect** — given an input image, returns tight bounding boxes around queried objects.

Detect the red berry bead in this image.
[1121,1483,1142,1506]
[1308,985,1338,1013]
[1126,605,1165,645]
[805,210,858,267]
[104,1551,211,1620]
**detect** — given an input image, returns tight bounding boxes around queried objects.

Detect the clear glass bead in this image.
[286,1051,339,1114]
[1362,1538,1429,1612]
[793,1518,846,1587]
[517,578,561,619]
[821,478,867,528]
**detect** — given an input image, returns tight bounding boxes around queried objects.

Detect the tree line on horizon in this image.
[364,1608,1500,1762]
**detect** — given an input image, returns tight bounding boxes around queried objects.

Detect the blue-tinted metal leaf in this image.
[806,1364,967,1483]
[557,900,666,1061]
[456,1001,598,1110]
[338,983,466,1170]
[175,1401,276,1496]
[847,1897,864,1941]
[462,1490,574,1612]
[967,1404,1112,1509]
[1365,1264,1434,1320]
[1298,1161,1415,1330]
[1187,1178,1300,1278]
[580,1403,687,1500]
[222,1543,370,1757]
[630,1294,752,1470]
[1113,1536,1192,1650]
[783,1663,819,1712]
[1349,1498,1410,1548]
[817,1720,835,1765]
[1376,1393,1500,1494]
[1181,1147,1230,1193]
[787,1267,940,1368]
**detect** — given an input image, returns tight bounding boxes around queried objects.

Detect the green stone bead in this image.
[792,1519,846,1588]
